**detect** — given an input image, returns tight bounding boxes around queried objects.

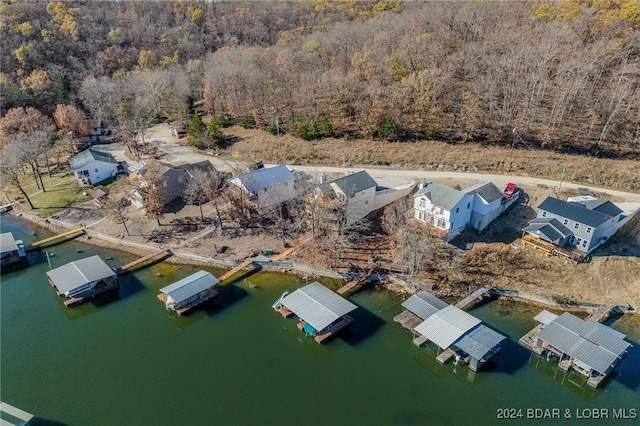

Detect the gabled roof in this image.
[582,200,623,218]
[46,255,116,294]
[522,218,572,242]
[401,291,449,320]
[464,182,504,204]
[1,232,19,253]
[414,304,482,349]
[319,170,377,197]
[159,270,219,304]
[414,182,467,211]
[538,197,620,228]
[454,324,506,360]
[230,164,294,192]
[281,281,357,331]
[69,148,118,170]
[537,312,631,374]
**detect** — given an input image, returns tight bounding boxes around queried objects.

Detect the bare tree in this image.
[0,143,35,209]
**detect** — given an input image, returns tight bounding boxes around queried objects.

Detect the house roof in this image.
[69,148,118,171]
[538,196,620,227]
[46,255,116,294]
[414,182,467,211]
[537,312,631,374]
[1,232,19,253]
[414,304,482,349]
[522,218,572,242]
[454,324,506,360]
[582,200,623,218]
[281,281,357,331]
[401,291,449,320]
[464,182,504,204]
[229,164,294,192]
[318,170,377,197]
[159,270,219,304]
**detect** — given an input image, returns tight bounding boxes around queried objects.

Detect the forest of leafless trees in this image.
[2,1,639,158]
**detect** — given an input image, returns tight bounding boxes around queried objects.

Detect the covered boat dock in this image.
[278,281,357,343]
[46,255,118,307]
[394,291,449,346]
[520,311,631,387]
[158,270,220,315]
[1,232,27,270]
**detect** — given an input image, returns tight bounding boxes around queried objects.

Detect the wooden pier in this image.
[270,235,312,261]
[31,226,85,247]
[454,285,493,309]
[116,247,172,274]
[585,304,617,323]
[218,258,256,283]
[337,273,369,295]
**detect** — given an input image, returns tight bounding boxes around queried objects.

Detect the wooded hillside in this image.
[2,1,639,158]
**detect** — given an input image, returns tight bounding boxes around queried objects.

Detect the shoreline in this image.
[7,207,637,317]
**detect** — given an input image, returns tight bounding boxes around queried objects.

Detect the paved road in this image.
[94,123,640,212]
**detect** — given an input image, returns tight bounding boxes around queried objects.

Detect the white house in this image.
[228,164,298,209]
[69,148,120,186]
[413,181,518,240]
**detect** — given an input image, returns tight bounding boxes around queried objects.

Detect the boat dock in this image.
[1,401,33,426]
[63,277,119,307]
[585,304,617,323]
[157,287,219,316]
[436,348,456,364]
[518,323,545,354]
[218,258,257,284]
[393,310,423,331]
[31,226,85,247]
[454,286,493,309]
[116,247,172,274]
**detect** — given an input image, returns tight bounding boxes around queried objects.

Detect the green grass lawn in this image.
[5,170,117,217]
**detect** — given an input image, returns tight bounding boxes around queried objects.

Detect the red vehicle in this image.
[504,182,517,198]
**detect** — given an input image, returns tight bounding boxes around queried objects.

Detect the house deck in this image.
[521,234,589,263]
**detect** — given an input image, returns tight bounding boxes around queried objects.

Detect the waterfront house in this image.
[408,302,506,372]
[69,148,121,187]
[413,181,519,241]
[307,170,415,231]
[0,232,26,269]
[523,311,631,388]
[158,270,220,315]
[46,255,118,306]
[277,281,358,343]
[228,164,298,209]
[522,196,629,255]
[130,159,215,207]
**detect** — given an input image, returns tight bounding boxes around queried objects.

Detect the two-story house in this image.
[522,196,628,254]
[228,164,298,209]
[69,148,121,187]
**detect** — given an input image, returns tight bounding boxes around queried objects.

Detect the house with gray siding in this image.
[522,196,628,254]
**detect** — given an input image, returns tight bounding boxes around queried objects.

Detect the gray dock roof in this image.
[1,232,19,253]
[159,270,219,304]
[537,312,631,374]
[464,182,504,204]
[454,324,506,360]
[282,281,357,331]
[414,182,467,211]
[401,291,449,320]
[46,255,116,294]
[69,148,117,170]
[538,197,620,227]
[230,164,293,192]
[414,305,482,349]
[534,310,558,325]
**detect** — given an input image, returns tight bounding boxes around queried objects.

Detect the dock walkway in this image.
[31,226,85,247]
[116,247,171,274]
[455,286,492,309]
[518,323,545,354]
[270,235,312,262]
[337,274,368,295]
[393,310,423,332]
[585,304,616,323]
[218,259,255,283]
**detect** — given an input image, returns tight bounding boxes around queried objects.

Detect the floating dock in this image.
[31,226,85,247]
[116,247,172,274]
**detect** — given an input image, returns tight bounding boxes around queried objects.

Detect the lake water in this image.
[1,214,639,425]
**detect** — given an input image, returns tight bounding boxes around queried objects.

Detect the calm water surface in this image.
[1,215,639,425]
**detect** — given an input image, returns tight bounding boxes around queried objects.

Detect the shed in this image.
[158,270,220,313]
[46,255,117,298]
[281,281,357,340]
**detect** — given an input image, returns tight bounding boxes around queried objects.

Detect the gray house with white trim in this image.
[523,196,627,254]
[69,148,120,186]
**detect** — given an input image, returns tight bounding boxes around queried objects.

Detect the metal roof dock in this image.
[158,270,220,315]
[279,281,357,343]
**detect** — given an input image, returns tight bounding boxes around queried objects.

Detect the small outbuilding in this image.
[278,281,357,343]
[46,255,118,306]
[158,270,220,315]
[1,232,27,270]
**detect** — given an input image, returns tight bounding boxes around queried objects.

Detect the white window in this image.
[582,239,587,248]
[570,236,576,244]
[576,237,582,246]
[574,223,579,230]
[586,227,592,234]
[563,219,569,226]
[418,211,424,220]
[419,199,426,208]
[542,212,547,217]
